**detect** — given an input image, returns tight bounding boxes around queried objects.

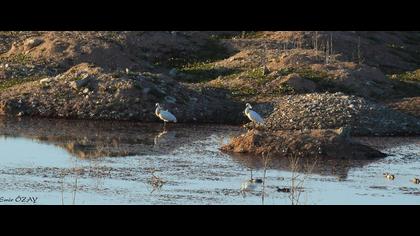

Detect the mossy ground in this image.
[0,77,39,91]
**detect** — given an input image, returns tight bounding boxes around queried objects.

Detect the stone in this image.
[279,73,317,92]
[39,77,53,85]
[70,77,90,90]
[24,38,44,50]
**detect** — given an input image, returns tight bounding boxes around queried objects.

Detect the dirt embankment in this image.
[1,31,238,72]
[0,63,243,123]
[0,31,247,123]
[211,31,420,102]
[0,31,420,130]
[223,91,419,159]
[221,128,386,159]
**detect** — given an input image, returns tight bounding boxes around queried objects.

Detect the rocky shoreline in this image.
[1,31,420,160]
[261,92,420,136]
[0,63,243,124]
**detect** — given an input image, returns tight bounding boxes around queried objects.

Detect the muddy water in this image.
[0,117,419,205]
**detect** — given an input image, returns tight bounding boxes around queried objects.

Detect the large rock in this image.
[23,38,44,50]
[280,73,317,92]
[70,76,91,90]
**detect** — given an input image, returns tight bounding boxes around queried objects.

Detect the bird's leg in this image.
[250,169,253,180]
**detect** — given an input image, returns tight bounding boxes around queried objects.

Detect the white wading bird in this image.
[155,103,177,128]
[244,103,264,125]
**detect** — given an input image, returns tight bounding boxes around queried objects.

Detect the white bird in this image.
[244,103,264,124]
[155,103,177,128]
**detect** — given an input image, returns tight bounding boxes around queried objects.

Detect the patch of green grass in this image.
[273,67,331,82]
[276,84,296,95]
[389,69,420,82]
[238,31,265,39]
[231,87,258,97]
[276,67,297,76]
[386,70,420,97]
[72,75,85,81]
[210,31,265,40]
[294,68,331,81]
[0,77,38,91]
[209,33,238,40]
[6,53,33,64]
[161,38,233,69]
[275,67,358,94]
[242,67,274,85]
[177,62,241,83]
[387,43,405,50]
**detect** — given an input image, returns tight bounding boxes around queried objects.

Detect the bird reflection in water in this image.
[147,169,167,193]
[240,168,264,197]
[153,128,176,146]
[154,130,168,145]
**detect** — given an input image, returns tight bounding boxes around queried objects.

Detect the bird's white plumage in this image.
[158,110,177,122]
[155,103,177,123]
[246,110,264,124]
[244,103,264,124]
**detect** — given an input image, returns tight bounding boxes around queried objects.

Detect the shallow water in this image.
[0,117,419,205]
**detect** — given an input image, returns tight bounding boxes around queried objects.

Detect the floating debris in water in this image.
[383,173,395,180]
[276,187,291,193]
[411,178,420,184]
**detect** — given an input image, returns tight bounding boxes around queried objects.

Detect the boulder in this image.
[276,73,317,92]
[70,77,91,90]
[24,38,44,50]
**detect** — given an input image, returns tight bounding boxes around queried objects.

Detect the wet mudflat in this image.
[0,117,419,205]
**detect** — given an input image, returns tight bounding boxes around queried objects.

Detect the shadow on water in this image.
[229,152,385,179]
[0,117,391,179]
[1,117,419,204]
[0,117,239,159]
